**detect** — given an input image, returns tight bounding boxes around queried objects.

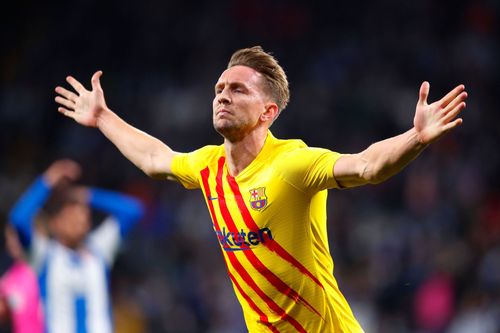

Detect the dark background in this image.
[1,1,499,332]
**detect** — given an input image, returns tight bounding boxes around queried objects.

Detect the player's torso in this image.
[200,150,315,268]
[194,135,366,332]
[199,150,336,332]
[41,243,112,333]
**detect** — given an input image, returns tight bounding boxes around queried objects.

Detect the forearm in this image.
[360,127,427,184]
[334,127,428,187]
[9,177,52,248]
[89,188,144,236]
[96,109,176,179]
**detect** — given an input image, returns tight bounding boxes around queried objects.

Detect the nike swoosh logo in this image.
[208,196,218,201]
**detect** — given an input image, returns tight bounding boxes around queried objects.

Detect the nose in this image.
[218,88,231,104]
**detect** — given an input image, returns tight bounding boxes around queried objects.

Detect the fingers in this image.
[60,72,102,95]
[442,118,463,132]
[55,96,75,110]
[57,106,76,120]
[438,84,465,108]
[66,76,87,94]
[418,81,430,106]
[55,86,79,102]
[443,91,467,114]
[59,160,82,180]
[91,71,103,91]
[44,159,82,187]
[443,101,466,124]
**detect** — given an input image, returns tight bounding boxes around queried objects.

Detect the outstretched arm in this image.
[55,71,177,179]
[334,82,467,188]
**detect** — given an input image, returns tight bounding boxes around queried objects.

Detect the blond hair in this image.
[228,46,290,113]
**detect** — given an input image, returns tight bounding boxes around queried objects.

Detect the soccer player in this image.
[55,46,467,332]
[9,159,144,333]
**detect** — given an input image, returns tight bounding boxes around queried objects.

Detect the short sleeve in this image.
[171,145,222,190]
[88,217,121,265]
[31,232,50,272]
[279,147,343,192]
[171,153,201,189]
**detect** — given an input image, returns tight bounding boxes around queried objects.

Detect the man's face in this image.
[50,202,91,249]
[213,65,271,141]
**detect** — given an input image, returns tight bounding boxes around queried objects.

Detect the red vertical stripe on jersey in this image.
[227,173,325,290]
[243,249,323,319]
[228,272,280,333]
[200,167,227,248]
[226,251,306,332]
[201,166,245,251]
[201,167,276,331]
[215,158,307,333]
[214,158,249,250]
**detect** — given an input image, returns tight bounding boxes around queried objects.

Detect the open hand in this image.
[55,71,107,127]
[414,82,467,144]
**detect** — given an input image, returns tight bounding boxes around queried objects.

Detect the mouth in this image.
[216,108,232,117]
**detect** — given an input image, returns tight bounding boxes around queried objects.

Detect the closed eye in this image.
[232,84,247,93]
[214,82,247,95]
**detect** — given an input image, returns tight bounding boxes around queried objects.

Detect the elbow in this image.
[146,169,169,180]
[362,170,382,184]
[138,157,161,178]
[361,162,388,185]
[7,221,32,249]
[142,147,174,180]
[128,199,145,221]
[142,167,160,179]
[366,166,393,185]
[139,161,166,180]
[367,174,385,185]
[8,211,29,232]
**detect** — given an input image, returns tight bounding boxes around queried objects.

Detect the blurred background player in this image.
[0,225,44,333]
[8,159,144,333]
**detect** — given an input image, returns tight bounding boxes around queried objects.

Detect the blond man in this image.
[55,46,467,332]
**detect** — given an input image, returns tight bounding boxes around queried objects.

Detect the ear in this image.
[260,103,279,122]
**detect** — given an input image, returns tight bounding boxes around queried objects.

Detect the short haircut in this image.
[228,46,290,113]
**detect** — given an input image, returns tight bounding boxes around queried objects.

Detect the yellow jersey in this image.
[171,131,364,333]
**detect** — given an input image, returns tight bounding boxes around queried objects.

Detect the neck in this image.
[58,238,83,251]
[224,127,268,177]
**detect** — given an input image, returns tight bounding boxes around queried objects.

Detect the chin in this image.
[214,121,233,136]
[213,120,249,142]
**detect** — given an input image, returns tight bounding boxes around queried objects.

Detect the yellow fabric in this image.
[171,132,364,333]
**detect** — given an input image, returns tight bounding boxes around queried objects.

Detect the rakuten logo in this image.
[215,227,273,252]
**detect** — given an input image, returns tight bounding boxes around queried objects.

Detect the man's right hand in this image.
[55,71,107,128]
[55,71,176,179]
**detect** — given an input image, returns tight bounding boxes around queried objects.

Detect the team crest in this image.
[249,187,268,211]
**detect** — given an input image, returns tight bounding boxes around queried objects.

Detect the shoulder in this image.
[266,135,335,169]
[271,138,342,189]
[192,144,224,158]
[175,144,223,165]
[171,144,225,185]
[267,134,308,157]
[273,138,332,162]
